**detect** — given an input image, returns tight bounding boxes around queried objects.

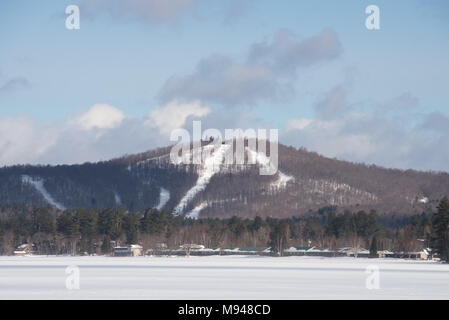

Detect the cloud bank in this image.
[159,28,342,106]
[0,101,209,166]
[282,87,449,172]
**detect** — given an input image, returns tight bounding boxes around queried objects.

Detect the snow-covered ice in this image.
[1,255,448,300]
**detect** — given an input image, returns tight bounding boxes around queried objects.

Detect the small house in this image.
[338,247,368,257]
[113,244,143,257]
[180,244,205,257]
[387,250,429,260]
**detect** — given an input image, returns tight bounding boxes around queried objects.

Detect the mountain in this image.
[0,141,448,218]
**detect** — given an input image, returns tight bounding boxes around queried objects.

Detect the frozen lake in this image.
[0,255,448,299]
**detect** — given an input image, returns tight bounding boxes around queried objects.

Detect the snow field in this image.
[0,255,448,300]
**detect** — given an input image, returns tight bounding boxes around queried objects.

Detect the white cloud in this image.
[0,117,58,165]
[147,100,210,134]
[285,118,312,131]
[77,104,125,130]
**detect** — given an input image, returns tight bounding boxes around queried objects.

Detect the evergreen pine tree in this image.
[269,220,290,256]
[101,235,112,255]
[431,197,449,262]
[369,235,378,257]
[0,220,4,255]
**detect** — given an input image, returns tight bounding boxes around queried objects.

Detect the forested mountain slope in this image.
[0,142,447,218]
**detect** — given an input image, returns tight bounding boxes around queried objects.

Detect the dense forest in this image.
[1,198,448,261]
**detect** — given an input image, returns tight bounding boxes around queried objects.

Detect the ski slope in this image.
[173,144,230,214]
[21,175,66,210]
[114,192,122,206]
[185,202,207,219]
[246,147,294,189]
[156,187,170,210]
[173,144,294,217]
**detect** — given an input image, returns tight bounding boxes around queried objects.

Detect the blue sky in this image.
[1,0,449,170]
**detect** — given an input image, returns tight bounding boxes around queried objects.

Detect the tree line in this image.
[0,197,448,262]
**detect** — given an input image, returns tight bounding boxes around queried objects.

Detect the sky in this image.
[0,0,448,171]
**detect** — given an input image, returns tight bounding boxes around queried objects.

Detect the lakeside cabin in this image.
[13,243,37,256]
[113,244,143,257]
